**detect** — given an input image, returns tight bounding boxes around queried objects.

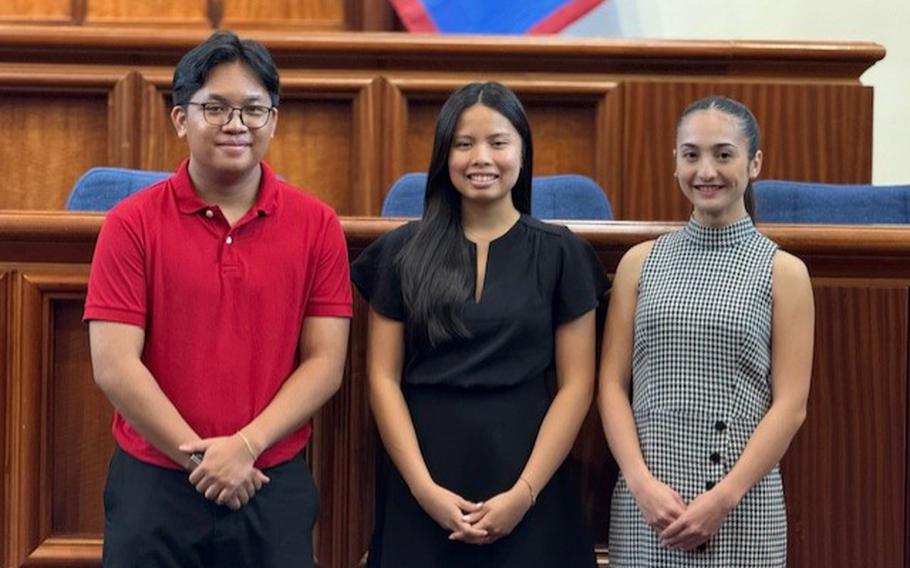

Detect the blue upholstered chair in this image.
[381,173,613,220]
[66,167,170,211]
[754,180,910,224]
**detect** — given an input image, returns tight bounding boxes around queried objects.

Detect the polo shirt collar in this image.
[171,159,280,217]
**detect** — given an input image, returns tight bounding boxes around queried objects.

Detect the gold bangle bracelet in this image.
[518,476,537,506]
[236,430,257,460]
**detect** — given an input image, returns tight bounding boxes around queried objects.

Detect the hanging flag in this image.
[389,0,605,35]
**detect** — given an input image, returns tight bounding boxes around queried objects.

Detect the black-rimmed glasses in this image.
[185,102,276,129]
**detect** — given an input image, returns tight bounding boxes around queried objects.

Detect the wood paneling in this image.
[2,214,910,568]
[51,299,112,535]
[0,32,883,217]
[221,0,345,30]
[0,271,9,566]
[84,0,208,27]
[0,1,387,30]
[310,291,376,568]
[147,73,380,215]
[0,0,71,23]
[383,78,620,212]
[783,283,907,567]
[621,81,875,221]
[269,99,354,212]
[0,93,108,210]
[4,269,93,567]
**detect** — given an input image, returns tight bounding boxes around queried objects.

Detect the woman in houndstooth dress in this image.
[598,96,815,567]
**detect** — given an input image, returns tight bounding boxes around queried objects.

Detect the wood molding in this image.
[0,27,884,78]
[0,271,8,567]
[21,536,100,566]
[4,268,89,568]
[108,71,143,168]
[0,63,128,90]
[5,213,910,267]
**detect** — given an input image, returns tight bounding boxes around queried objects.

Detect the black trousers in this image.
[102,446,319,568]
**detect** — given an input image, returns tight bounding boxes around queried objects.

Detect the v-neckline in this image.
[465,215,523,305]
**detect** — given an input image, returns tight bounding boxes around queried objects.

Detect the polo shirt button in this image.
[205,209,214,218]
[225,236,233,245]
[710,452,721,464]
[715,420,726,432]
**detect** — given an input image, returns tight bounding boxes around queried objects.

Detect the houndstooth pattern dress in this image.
[609,216,786,567]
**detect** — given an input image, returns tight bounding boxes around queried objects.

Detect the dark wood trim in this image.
[0,26,884,77]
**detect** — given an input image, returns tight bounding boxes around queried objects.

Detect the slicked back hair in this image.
[677,96,761,219]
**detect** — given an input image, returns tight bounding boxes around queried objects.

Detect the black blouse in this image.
[351,215,609,390]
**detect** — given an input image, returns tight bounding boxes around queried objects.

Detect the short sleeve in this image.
[305,212,353,318]
[350,224,412,321]
[554,228,610,325]
[83,210,148,328]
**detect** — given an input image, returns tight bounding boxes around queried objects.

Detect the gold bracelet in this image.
[236,430,257,460]
[518,476,537,506]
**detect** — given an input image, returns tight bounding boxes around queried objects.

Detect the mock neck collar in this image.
[682,215,756,249]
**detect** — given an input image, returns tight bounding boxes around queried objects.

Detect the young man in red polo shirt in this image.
[84,31,352,568]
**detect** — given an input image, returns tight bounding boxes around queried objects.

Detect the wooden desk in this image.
[1,212,907,567]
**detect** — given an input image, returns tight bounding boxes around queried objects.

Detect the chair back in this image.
[381,173,613,220]
[754,180,910,224]
[66,167,170,211]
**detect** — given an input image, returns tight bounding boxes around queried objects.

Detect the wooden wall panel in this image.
[383,78,620,213]
[309,291,376,568]
[267,99,354,213]
[0,93,108,210]
[146,73,380,216]
[4,268,95,567]
[621,81,874,221]
[221,0,345,30]
[0,0,71,24]
[782,282,907,568]
[2,215,910,568]
[0,35,881,218]
[50,300,112,535]
[84,0,208,27]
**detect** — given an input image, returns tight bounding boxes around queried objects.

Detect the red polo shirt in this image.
[84,160,352,469]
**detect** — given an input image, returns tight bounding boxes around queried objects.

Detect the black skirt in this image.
[367,376,597,568]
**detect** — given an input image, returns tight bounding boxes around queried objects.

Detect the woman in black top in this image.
[352,82,607,567]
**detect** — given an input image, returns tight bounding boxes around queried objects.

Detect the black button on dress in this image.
[352,215,609,568]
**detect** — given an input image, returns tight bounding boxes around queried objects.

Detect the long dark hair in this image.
[677,96,761,219]
[398,82,533,346]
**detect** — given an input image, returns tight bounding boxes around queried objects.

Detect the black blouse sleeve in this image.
[554,227,611,325]
[350,223,413,321]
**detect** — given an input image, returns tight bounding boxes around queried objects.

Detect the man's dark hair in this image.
[171,31,279,107]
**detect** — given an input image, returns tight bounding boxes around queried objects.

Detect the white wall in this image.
[564,0,909,185]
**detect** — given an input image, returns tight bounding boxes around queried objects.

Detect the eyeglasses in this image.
[185,102,276,129]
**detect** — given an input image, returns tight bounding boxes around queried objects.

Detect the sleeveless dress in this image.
[609,216,786,567]
[352,215,608,568]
